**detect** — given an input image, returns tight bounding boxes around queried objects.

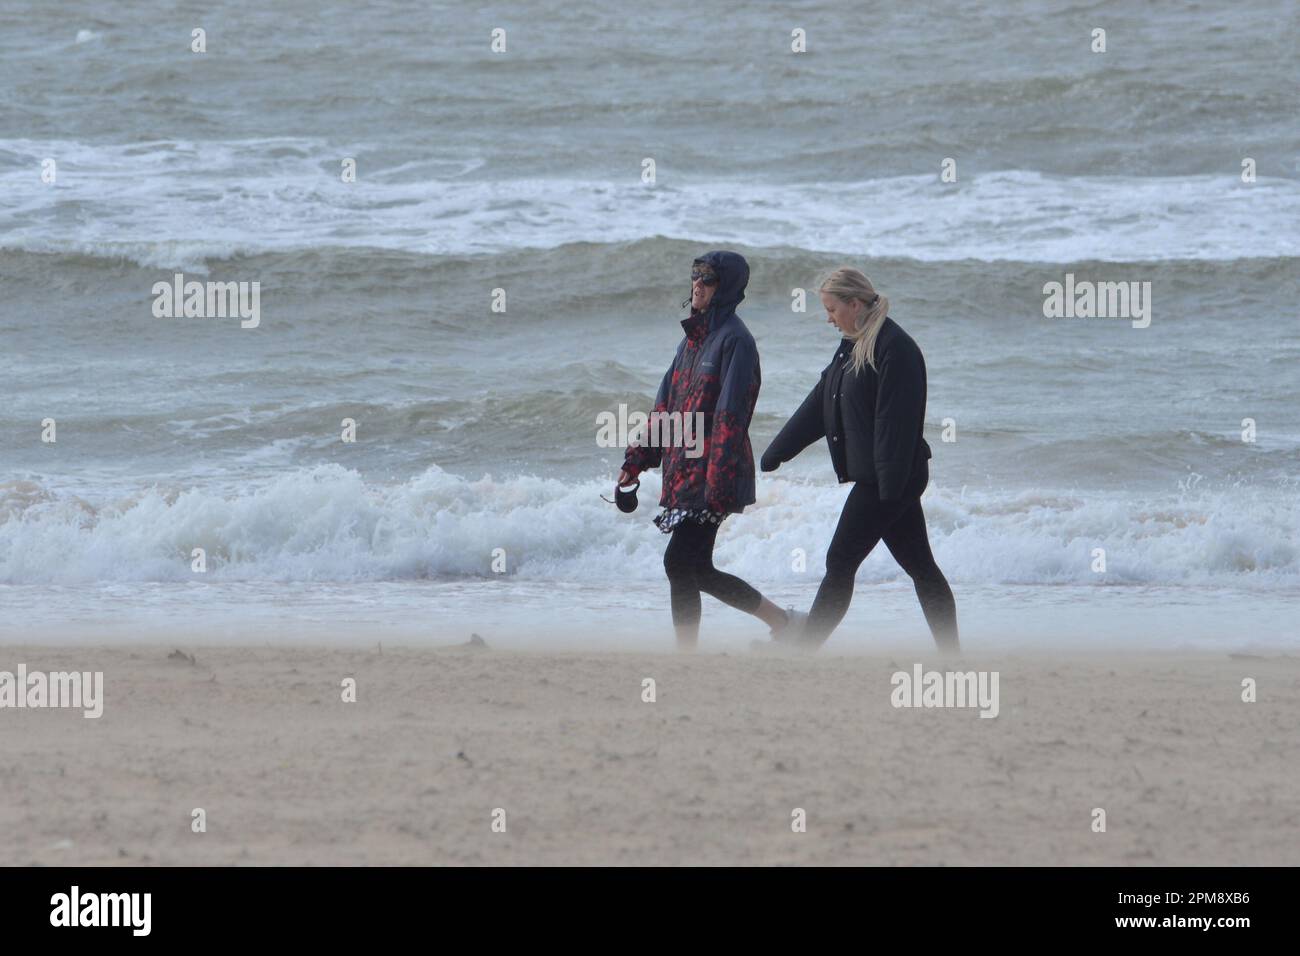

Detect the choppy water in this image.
[1,0,1297,648]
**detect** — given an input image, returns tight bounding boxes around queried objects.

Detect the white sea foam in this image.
[1,465,1296,588]
[2,139,1298,267]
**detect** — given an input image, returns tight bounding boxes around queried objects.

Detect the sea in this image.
[2,1,1298,650]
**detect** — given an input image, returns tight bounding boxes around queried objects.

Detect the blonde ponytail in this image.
[818,267,889,373]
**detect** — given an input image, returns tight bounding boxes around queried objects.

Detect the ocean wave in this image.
[1,465,1296,587]
[3,137,1298,268]
[2,238,1296,337]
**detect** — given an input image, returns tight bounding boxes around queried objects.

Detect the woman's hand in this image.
[617,468,633,487]
[760,449,781,473]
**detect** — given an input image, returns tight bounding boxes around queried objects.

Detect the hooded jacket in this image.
[763,317,931,500]
[622,250,760,514]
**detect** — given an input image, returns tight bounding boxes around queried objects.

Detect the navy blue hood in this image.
[692,250,749,329]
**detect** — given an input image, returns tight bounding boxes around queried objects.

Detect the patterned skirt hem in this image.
[653,507,727,534]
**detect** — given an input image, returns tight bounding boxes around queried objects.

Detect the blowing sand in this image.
[2,643,1297,866]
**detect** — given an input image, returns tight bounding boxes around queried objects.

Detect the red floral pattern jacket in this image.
[622,251,761,514]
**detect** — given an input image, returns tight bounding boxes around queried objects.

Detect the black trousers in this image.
[663,521,763,628]
[804,466,958,650]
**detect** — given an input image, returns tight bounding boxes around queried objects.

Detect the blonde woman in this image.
[759,267,958,652]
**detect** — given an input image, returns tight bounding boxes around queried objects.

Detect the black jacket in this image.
[763,317,931,500]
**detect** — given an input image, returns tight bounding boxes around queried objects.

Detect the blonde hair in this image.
[818,267,889,373]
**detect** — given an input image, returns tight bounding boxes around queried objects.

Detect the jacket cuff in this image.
[876,462,908,501]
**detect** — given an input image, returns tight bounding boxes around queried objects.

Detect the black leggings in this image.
[664,521,763,627]
[804,473,958,650]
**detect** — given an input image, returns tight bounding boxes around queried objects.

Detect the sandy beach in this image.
[2,643,1297,866]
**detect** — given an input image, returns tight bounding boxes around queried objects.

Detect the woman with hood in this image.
[617,251,796,650]
[758,267,959,653]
